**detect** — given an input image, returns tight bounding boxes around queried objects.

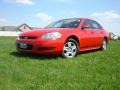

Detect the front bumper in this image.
[16,38,64,55]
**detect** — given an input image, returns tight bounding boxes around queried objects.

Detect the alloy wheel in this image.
[62,41,77,58]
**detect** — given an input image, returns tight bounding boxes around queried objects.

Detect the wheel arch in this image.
[65,35,80,46]
[62,35,80,58]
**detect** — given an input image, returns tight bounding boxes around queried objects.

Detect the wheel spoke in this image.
[64,46,69,51]
[65,51,71,56]
[69,52,74,56]
[72,49,76,53]
[71,45,76,50]
[68,42,72,47]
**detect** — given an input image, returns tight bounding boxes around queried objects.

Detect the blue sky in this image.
[0,0,120,34]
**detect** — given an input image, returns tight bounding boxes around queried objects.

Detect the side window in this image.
[82,20,92,29]
[97,22,103,29]
[90,20,103,29]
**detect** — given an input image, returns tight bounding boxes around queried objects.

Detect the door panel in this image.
[79,19,95,50]
[93,29,103,47]
[79,29,95,49]
[79,19,104,50]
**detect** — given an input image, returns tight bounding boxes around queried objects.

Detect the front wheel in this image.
[62,38,79,58]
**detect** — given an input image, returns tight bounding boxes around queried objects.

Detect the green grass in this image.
[0,36,120,90]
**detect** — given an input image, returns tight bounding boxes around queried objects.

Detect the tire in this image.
[101,39,107,50]
[62,38,79,58]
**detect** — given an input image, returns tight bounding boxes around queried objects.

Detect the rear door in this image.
[90,20,103,47]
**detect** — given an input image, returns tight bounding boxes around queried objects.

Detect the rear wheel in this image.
[101,39,107,50]
[62,38,79,58]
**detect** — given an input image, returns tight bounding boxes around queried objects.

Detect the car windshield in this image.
[45,19,81,28]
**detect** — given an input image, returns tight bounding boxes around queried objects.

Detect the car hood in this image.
[20,28,75,37]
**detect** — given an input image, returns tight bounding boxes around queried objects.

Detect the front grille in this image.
[19,36,37,39]
[18,43,33,50]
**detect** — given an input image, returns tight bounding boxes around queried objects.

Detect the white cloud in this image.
[3,0,35,5]
[0,18,8,22]
[36,13,53,22]
[92,11,120,21]
[15,0,35,5]
[91,11,120,35]
[35,13,54,27]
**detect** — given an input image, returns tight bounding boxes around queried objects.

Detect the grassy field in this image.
[0,37,120,90]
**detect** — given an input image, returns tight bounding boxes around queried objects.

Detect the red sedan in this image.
[16,18,109,58]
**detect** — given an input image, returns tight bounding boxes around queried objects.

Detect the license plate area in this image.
[19,43,27,49]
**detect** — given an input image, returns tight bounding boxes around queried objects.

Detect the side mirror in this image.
[82,25,90,29]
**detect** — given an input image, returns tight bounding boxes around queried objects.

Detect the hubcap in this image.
[63,42,77,58]
[102,40,107,50]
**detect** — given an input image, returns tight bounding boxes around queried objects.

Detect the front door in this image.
[79,19,96,50]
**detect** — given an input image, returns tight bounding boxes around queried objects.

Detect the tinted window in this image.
[45,19,81,28]
[82,20,92,29]
[82,20,103,30]
[90,20,103,29]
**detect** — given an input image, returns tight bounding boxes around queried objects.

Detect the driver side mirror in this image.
[82,24,91,29]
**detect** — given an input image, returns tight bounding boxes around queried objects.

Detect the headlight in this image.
[41,32,62,40]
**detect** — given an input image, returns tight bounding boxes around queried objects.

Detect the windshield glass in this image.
[45,19,81,28]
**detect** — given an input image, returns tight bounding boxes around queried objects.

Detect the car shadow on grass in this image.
[10,51,60,60]
[10,49,102,60]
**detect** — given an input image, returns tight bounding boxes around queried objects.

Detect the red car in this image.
[16,18,109,58]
